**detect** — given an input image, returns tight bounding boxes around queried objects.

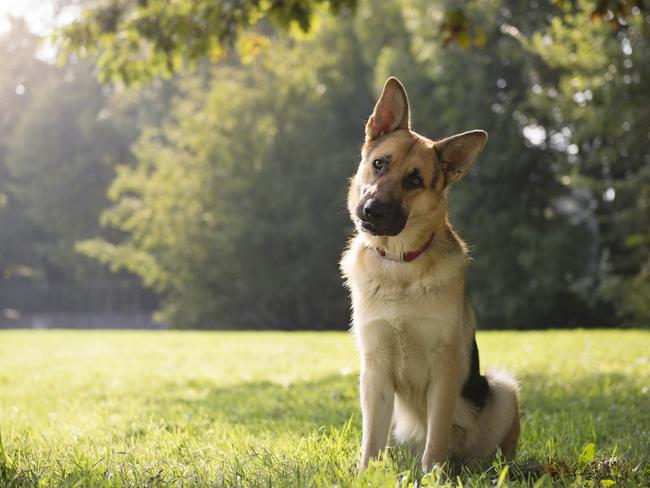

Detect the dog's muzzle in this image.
[356,198,407,236]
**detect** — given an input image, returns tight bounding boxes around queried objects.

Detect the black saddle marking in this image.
[461,336,490,409]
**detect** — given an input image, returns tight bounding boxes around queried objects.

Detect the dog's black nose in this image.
[363,199,383,222]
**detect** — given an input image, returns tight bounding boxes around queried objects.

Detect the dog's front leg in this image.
[421,344,461,472]
[360,358,394,468]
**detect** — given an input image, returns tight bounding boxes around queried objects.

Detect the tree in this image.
[57,0,359,83]
[0,18,170,287]
[57,0,646,84]
[78,16,373,328]
[0,19,57,283]
[527,0,650,325]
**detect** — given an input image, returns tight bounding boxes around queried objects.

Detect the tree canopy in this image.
[57,0,359,83]
[57,0,646,83]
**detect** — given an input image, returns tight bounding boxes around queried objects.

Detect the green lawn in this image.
[0,330,648,487]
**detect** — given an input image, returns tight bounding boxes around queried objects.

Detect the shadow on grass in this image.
[153,370,648,444]
[139,370,647,485]
[510,371,649,486]
[153,373,360,435]
[519,371,649,455]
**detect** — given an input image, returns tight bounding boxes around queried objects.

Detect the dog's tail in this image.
[470,370,520,460]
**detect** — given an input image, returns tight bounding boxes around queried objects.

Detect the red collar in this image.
[376,233,435,263]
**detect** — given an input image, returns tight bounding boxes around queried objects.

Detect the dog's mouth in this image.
[358,218,405,237]
[360,221,380,235]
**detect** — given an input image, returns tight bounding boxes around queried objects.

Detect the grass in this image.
[0,329,648,487]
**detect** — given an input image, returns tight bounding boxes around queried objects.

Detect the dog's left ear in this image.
[435,130,487,185]
[366,77,411,141]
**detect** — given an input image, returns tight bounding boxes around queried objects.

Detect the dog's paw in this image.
[421,451,445,474]
[421,461,439,473]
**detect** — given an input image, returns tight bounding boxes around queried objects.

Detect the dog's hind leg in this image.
[499,399,520,459]
[482,370,519,458]
[460,370,519,461]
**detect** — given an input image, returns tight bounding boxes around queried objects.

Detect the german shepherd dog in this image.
[340,77,520,472]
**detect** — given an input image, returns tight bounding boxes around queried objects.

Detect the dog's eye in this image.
[372,159,384,170]
[405,172,424,190]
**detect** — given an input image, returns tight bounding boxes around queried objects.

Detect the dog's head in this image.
[348,77,487,239]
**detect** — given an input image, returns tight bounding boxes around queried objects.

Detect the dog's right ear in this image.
[366,77,410,142]
[435,130,487,185]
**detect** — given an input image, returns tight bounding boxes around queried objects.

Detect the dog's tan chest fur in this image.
[343,234,470,407]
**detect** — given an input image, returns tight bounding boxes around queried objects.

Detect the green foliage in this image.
[56,0,359,83]
[0,329,649,486]
[0,18,174,289]
[79,17,372,328]
[56,1,647,84]
[5,61,126,281]
[526,0,650,325]
[0,20,55,282]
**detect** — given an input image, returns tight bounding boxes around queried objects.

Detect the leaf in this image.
[579,442,596,464]
[496,465,509,488]
[457,31,471,49]
[236,32,271,64]
[625,233,650,248]
[474,27,487,48]
[601,480,615,487]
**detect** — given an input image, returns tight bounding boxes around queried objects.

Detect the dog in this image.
[340,77,520,472]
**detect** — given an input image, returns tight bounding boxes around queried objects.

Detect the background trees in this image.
[1,0,647,328]
[0,17,163,318]
[78,18,372,328]
[527,1,650,326]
